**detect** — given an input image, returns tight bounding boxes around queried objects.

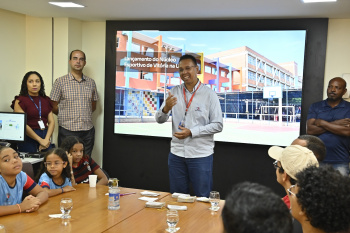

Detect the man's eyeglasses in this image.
[179,66,196,73]
[273,160,282,170]
[287,185,296,196]
[44,162,65,167]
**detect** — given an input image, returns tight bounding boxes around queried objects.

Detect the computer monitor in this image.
[0,112,26,145]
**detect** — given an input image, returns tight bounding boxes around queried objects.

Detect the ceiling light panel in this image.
[49,2,85,8]
[302,0,336,3]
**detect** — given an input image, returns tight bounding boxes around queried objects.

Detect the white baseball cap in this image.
[268,145,319,180]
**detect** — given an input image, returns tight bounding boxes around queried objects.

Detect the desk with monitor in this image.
[0,111,26,145]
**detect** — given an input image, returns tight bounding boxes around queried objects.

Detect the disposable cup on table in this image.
[0,224,6,233]
[89,175,97,187]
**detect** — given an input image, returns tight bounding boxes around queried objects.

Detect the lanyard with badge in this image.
[28,95,45,130]
[178,82,201,128]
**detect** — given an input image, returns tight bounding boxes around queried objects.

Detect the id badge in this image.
[38,120,45,130]
[178,118,185,129]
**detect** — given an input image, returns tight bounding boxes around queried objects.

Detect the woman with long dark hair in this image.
[11,71,54,153]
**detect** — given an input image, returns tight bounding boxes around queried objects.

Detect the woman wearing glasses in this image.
[289,165,350,233]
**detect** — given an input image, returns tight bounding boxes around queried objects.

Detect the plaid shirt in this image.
[50,73,99,131]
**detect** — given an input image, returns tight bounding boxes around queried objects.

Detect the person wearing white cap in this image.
[268,145,318,209]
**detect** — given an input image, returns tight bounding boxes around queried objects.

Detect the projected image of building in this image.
[115,31,303,122]
[116,31,302,93]
[207,46,302,91]
[116,31,241,93]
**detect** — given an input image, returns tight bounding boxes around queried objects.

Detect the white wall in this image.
[53,18,70,78]
[0,9,26,111]
[324,19,350,98]
[82,22,106,166]
[25,16,53,93]
[68,18,82,55]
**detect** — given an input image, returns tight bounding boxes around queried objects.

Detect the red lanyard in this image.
[183,82,201,115]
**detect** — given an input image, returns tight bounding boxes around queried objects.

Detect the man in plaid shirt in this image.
[51,50,99,157]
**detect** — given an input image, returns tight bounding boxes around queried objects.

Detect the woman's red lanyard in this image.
[183,82,201,117]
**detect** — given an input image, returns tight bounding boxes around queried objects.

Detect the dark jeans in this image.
[168,152,213,197]
[18,128,53,153]
[58,126,95,157]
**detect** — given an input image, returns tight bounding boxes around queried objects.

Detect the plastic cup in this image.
[0,224,6,233]
[89,175,97,187]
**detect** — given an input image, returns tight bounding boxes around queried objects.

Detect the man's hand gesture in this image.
[162,93,177,114]
[174,126,192,139]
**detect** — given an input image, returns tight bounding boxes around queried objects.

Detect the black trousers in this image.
[58,126,95,157]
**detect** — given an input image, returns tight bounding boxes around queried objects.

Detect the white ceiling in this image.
[0,0,350,21]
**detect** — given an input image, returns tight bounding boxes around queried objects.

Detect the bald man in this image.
[291,135,326,161]
[307,77,350,176]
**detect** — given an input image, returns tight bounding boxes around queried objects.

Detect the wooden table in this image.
[1,185,224,233]
[103,195,225,233]
[0,184,170,233]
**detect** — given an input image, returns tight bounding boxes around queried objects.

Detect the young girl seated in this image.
[60,136,108,185]
[0,146,48,216]
[38,148,76,197]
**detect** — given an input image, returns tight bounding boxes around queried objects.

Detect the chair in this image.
[100,168,110,180]
[21,162,36,200]
[22,162,35,180]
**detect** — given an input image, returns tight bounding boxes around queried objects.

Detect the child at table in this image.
[60,136,108,185]
[38,148,76,197]
[0,146,48,216]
